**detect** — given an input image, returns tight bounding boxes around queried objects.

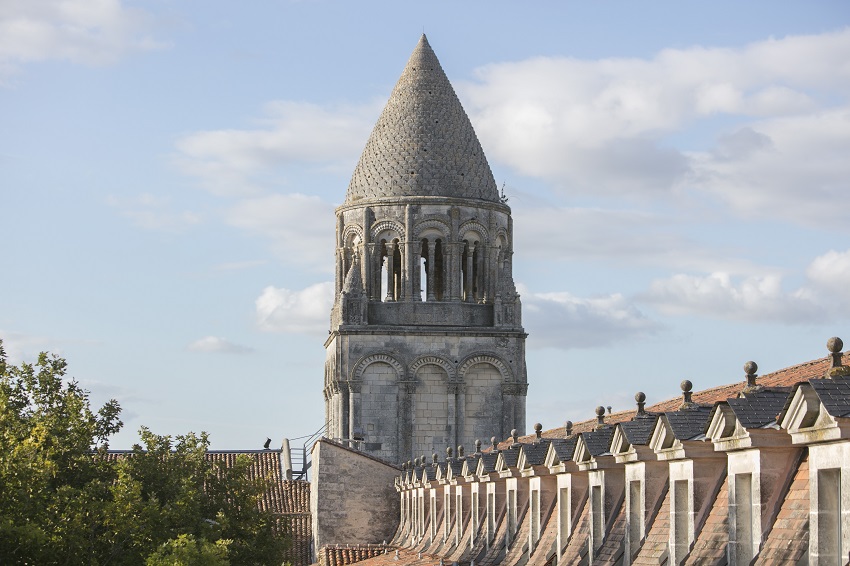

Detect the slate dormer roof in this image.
[582,427,615,456]
[726,388,791,429]
[619,415,659,446]
[549,437,578,463]
[478,452,499,475]
[808,379,850,418]
[446,458,464,478]
[522,440,551,467]
[499,446,521,468]
[422,465,437,482]
[665,406,713,441]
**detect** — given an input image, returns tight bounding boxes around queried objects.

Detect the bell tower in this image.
[323,35,527,464]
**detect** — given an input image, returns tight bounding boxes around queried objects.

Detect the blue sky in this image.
[2,1,849,449]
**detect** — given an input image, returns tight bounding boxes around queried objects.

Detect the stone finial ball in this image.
[511,428,518,437]
[595,406,606,417]
[534,423,543,432]
[491,436,497,446]
[680,379,693,392]
[635,391,646,403]
[744,361,758,375]
[828,337,844,353]
[565,420,573,429]
[457,445,464,456]
[475,439,482,449]
[432,453,438,462]
[446,446,453,456]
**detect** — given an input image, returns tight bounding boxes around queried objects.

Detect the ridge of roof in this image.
[345,34,500,204]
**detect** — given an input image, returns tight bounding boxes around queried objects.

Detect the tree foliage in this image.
[0,341,287,565]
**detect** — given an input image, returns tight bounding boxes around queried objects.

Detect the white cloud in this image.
[187,336,253,354]
[0,330,57,364]
[806,249,850,306]
[174,100,379,196]
[0,0,165,81]
[519,284,660,349]
[460,28,850,204]
[642,272,820,323]
[255,282,334,336]
[512,204,755,274]
[687,108,850,228]
[107,193,201,232]
[225,193,334,270]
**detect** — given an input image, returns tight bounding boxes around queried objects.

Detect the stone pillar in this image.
[449,243,461,302]
[456,383,466,449]
[447,382,458,448]
[403,205,413,301]
[412,240,422,302]
[399,380,416,463]
[426,240,436,302]
[385,242,395,302]
[340,383,350,441]
[465,243,475,303]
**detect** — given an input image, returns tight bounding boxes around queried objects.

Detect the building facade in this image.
[323,35,527,465]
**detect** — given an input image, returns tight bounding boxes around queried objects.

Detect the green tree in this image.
[0,341,287,565]
[145,534,230,566]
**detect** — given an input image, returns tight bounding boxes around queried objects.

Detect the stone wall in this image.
[311,439,401,560]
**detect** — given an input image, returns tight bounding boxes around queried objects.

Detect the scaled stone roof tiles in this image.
[549,437,578,462]
[521,439,551,466]
[346,35,500,204]
[754,451,809,564]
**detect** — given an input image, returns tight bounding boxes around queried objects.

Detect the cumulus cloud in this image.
[0,0,165,81]
[512,204,754,273]
[641,247,850,323]
[460,28,850,211]
[687,108,850,228]
[519,284,660,349]
[174,100,379,196]
[107,193,201,232]
[225,193,334,270]
[255,282,334,336]
[0,330,58,364]
[187,336,253,354]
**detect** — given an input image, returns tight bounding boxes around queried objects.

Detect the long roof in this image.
[345,35,500,204]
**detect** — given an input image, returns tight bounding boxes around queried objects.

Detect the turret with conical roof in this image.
[324,36,527,465]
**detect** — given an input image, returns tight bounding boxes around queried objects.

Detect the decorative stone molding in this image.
[413,218,450,240]
[447,382,466,395]
[458,353,514,382]
[459,220,489,243]
[342,224,364,246]
[351,353,407,381]
[371,219,405,241]
[409,355,456,380]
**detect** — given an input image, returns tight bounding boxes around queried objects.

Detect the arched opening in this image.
[419,237,446,302]
[378,238,402,302]
[461,239,480,303]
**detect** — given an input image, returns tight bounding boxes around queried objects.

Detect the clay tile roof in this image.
[809,379,850,417]
[522,439,551,466]
[620,415,659,446]
[345,34,500,204]
[581,426,615,456]
[664,406,713,440]
[725,388,791,429]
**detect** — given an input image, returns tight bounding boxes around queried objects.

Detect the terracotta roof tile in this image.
[754,451,809,565]
[684,475,729,564]
[594,499,626,564]
[560,498,591,563]
[631,486,671,565]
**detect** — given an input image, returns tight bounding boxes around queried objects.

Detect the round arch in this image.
[409,355,456,381]
[458,353,514,383]
[351,353,406,381]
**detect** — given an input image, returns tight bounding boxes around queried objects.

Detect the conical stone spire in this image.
[346,35,499,204]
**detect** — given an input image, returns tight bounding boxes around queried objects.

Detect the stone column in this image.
[385,242,396,302]
[340,382,350,441]
[426,240,436,302]
[456,383,466,449]
[465,243,475,303]
[412,240,422,302]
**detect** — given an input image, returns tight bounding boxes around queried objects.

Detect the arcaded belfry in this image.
[324,35,527,464]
